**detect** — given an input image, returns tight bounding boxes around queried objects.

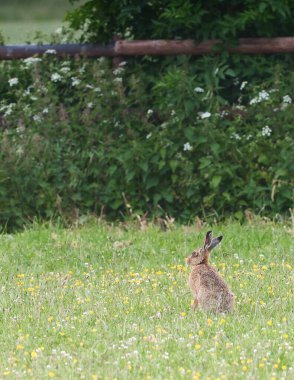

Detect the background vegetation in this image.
[0,1,293,231]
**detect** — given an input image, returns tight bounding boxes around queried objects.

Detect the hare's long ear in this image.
[204,231,213,249]
[208,236,223,251]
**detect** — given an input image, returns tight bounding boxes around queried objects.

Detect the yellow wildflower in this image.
[31,350,37,359]
[207,318,213,326]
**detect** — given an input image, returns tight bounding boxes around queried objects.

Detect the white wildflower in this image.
[183,142,192,151]
[60,67,70,74]
[45,49,57,55]
[79,65,86,74]
[171,110,176,116]
[261,125,272,137]
[4,108,12,117]
[249,97,258,105]
[51,73,62,82]
[94,86,101,92]
[42,108,49,114]
[198,111,211,119]
[33,115,42,123]
[23,57,42,67]
[259,90,270,100]
[87,102,93,109]
[194,87,204,93]
[16,125,25,134]
[146,133,152,139]
[220,110,229,118]
[282,95,292,104]
[146,109,153,117]
[23,86,33,96]
[55,27,63,34]
[3,103,15,117]
[16,146,24,156]
[113,77,122,83]
[240,81,248,90]
[230,132,241,140]
[113,67,124,76]
[250,90,270,105]
[8,78,18,87]
[119,61,127,67]
[71,77,81,86]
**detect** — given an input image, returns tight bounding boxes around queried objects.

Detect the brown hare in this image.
[187,231,234,313]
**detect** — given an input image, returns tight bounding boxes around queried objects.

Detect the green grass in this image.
[0,21,66,44]
[0,0,85,43]
[0,221,293,379]
[0,0,76,21]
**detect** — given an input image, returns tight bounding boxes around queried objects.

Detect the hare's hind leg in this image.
[191,299,198,311]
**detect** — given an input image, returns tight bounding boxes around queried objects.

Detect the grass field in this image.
[0,0,82,43]
[0,21,66,44]
[0,221,293,379]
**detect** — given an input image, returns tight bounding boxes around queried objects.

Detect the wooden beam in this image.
[115,38,294,55]
[1,38,294,60]
[0,43,115,60]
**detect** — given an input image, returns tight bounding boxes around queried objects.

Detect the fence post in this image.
[112,36,124,68]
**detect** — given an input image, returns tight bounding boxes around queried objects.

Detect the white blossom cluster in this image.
[282,95,292,104]
[250,90,270,105]
[194,87,204,93]
[261,125,272,137]
[23,57,42,68]
[51,73,62,82]
[198,111,211,119]
[230,132,241,140]
[8,78,18,87]
[240,81,248,90]
[183,142,192,151]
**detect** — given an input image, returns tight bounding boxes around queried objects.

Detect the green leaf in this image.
[146,177,159,189]
[162,191,173,203]
[210,175,222,188]
[126,171,135,181]
[199,157,212,169]
[226,69,236,77]
[138,161,148,172]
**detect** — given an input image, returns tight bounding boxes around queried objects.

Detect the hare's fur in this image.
[187,231,234,313]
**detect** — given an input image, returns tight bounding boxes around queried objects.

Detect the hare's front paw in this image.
[191,299,198,311]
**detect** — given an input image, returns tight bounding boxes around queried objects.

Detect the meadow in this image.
[0,220,292,379]
[0,0,77,43]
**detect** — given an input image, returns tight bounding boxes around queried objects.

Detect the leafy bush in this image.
[67,0,294,42]
[0,49,293,230]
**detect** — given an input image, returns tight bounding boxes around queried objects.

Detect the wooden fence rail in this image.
[1,37,294,60]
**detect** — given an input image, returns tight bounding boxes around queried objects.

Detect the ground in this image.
[0,221,292,379]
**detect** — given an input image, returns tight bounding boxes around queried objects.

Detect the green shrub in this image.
[0,50,293,230]
[67,0,294,42]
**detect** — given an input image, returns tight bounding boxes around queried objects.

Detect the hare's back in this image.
[200,267,229,292]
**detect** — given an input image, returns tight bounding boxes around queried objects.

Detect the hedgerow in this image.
[0,46,293,230]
